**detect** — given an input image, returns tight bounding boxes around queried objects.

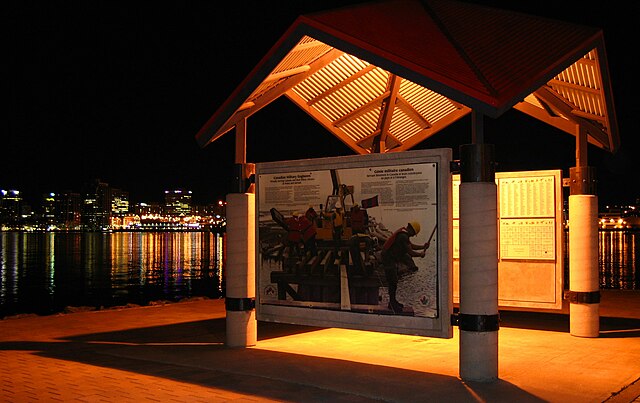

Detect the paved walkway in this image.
[1,290,639,402]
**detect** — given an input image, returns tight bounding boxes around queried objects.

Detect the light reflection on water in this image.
[0,231,224,317]
[1,230,637,317]
[599,230,638,290]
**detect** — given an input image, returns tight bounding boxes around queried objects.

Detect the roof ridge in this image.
[420,0,497,98]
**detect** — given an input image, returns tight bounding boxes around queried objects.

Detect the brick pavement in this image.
[1,292,639,402]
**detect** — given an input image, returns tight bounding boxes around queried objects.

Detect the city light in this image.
[0,181,226,232]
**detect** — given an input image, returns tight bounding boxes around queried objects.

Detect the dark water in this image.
[1,230,637,318]
[599,230,639,290]
[0,231,225,318]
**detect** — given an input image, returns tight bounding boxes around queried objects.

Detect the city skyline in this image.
[0,179,216,207]
[0,179,226,232]
[6,1,639,206]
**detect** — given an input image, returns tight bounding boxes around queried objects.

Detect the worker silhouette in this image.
[381,221,430,313]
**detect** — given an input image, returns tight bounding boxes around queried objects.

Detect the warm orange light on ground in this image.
[254,327,459,374]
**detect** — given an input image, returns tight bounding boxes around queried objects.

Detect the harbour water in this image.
[0,231,225,318]
[599,230,639,290]
[0,229,637,318]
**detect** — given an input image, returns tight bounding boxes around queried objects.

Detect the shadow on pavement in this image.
[0,318,545,403]
[499,310,640,338]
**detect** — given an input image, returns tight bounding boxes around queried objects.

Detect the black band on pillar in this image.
[225,297,255,311]
[569,166,597,195]
[458,313,500,332]
[459,144,495,183]
[564,290,600,304]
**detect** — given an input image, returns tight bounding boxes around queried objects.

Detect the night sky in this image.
[6,1,639,207]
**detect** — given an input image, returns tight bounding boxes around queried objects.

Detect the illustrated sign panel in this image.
[255,149,452,338]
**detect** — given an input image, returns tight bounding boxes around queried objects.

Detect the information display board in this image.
[452,170,564,310]
[499,218,555,260]
[256,149,453,338]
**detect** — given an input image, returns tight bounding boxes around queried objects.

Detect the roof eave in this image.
[195,22,310,148]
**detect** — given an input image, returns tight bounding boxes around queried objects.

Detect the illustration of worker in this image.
[349,204,369,235]
[305,205,318,226]
[285,212,317,256]
[381,221,430,313]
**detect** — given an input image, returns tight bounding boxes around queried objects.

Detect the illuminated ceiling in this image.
[196,0,619,155]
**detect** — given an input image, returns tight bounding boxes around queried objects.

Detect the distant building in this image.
[111,188,130,215]
[133,202,163,216]
[55,191,82,230]
[164,189,192,216]
[82,179,112,230]
[0,189,22,228]
[41,193,56,227]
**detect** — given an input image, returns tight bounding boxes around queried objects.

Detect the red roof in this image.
[196,0,618,153]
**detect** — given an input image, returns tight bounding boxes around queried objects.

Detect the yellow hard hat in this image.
[408,221,421,235]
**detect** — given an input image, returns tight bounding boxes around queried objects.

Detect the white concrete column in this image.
[459,181,498,382]
[568,194,599,337]
[225,192,257,347]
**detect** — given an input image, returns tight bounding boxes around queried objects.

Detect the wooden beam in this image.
[533,86,610,150]
[216,48,342,137]
[332,91,390,128]
[263,65,311,84]
[377,74,402,152]
[355,129,402,152]
[514,101,576,134]
[356,129,381,146]
[396,95,432,128]
[548,79,601,95]
[515,97,606,150]
[285,90,368,154]
[235,117,246,164]
[308,64,377,106]
[391,106,471,152]
[571,108,607,123]
[292,40,332,52]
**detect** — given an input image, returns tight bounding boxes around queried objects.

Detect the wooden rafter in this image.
[264,65,311,84]
[376,74,402,152]
[390,105,472,152]
[571,108,607,123]
[396,95,432,128]
[533,86,611,150]
[548,79,601,95]
[332,91,390,128]
[216,48,342,137]
[514,100,576,135]
[308,64,376,106]
[284,89,368,155]
[356,129,403,151]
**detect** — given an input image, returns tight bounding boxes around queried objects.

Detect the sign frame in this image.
[452,169,564,310]
[255,149,453,338]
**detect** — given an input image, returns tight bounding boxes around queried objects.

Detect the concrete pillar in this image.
[458,143,499,382]
[567,176,600,337]
[225,192,257,347]
[566,125,600,337]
